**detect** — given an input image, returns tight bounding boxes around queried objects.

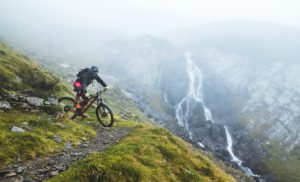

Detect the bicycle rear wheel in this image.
[58,97,77,119]
[96,104,114,127]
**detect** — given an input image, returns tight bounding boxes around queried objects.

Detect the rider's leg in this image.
[74,94,81,109]
[78,89,89,118]
[80,89,88,108]
[75,89,85,115]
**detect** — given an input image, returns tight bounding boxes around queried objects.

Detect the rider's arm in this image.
[94,73,107,87]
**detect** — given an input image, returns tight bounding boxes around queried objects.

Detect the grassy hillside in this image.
[0,42,251,181]
[0,111,96,168]
[0,43,71,98]
[264,141,300,182]
[0,42,92,168]
[49,121,238,182]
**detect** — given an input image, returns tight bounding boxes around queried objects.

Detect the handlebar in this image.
[97,88,108,95]
[88,89,108,98]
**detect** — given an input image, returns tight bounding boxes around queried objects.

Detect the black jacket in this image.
[78,69,107,88]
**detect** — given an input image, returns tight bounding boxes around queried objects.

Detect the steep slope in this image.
[0,43,71,98]
[163,21,300,181]
[0,42,252,181]
[0,42,97,170]
[0,111,96,168]
[193,48,300,182]
[49,121,249,182]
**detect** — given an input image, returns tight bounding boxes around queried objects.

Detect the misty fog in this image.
[1,0,300,181]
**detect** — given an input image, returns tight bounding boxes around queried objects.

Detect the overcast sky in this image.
[1,0,300,34]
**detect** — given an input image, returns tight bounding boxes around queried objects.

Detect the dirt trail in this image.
[0,126,132,182]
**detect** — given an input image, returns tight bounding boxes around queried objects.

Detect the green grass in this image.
[0,41,244,181]
[237,107,300,181]
[264,141,300,182]
[0,42,72,98]
[146,89,168,114]
[0,111,95,169]
[48,121,236,182]
[103,88,150,122]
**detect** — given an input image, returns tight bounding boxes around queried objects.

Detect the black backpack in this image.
[76,68,90,79]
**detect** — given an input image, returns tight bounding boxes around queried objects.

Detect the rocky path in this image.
[0,126,132,182]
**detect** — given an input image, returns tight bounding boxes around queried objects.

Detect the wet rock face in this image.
[26,97,44,107]
[193,49,300,148]
[0,93,59,114]
[193,121,227,151]
[0,101,11,110]
[235,133,269,174]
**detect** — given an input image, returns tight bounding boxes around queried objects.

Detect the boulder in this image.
[53,135,62,143]
[11,126,25,133]
[71,152,83,156]
[26,97,44,107]
[79,143,88,148]
[65,142,73,150]
[8,94,18,101]
[47,97,58,105]
[20,103,32,109]
[4,172,16,177]
[44,101,51,105]
[0,101,12,110]
[49,170,59,176]
[17,95,26,102]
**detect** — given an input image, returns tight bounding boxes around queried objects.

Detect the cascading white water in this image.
[175,51,261,179]
[224,126,260,177]
[224,126,243,166]
[175,52,214,140]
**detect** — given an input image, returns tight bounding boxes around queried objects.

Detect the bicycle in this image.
[58,89,114,127]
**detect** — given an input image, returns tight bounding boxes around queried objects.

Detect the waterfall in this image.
[197,142,205,148]
[175,52,214,140]
[224,126,260,178]
[224,126,243,166]
[175,51,261,179]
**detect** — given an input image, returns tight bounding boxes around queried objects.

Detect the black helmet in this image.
[91,66,99,73]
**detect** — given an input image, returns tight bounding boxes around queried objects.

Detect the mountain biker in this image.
[73,66,109,118]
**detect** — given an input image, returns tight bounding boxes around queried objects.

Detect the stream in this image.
[175,51,261,179]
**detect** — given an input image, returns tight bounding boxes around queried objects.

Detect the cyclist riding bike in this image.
[73,66,109,118]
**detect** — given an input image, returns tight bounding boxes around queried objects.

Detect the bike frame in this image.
[81,92,103,113]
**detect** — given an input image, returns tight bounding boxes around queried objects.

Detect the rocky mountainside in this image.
[2,21,299,181]
[190,48,300,181]
[0,42,252,181]
[164,21,300,181]
[195,48,300,147]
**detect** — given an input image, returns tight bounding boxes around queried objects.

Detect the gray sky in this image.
[1,0,300,34]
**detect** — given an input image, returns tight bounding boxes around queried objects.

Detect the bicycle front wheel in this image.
[96,104,114,127]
